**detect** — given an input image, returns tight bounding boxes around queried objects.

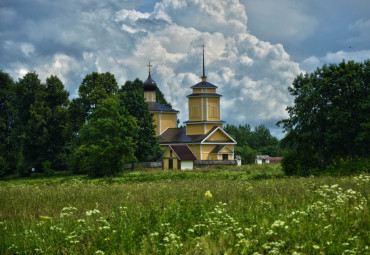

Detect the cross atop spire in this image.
[202,44,207,83]
[147,61,152,76]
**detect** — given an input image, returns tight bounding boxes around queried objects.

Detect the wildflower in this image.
[236,233,244,238]
[86,208,101,216]
[95,250,105,254]
[39,216,52,220]
[312,244,320,250]
[204,190,213,199]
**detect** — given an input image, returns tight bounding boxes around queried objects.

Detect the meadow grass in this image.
[0,165,369,254]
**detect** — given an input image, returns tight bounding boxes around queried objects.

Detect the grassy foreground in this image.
[0,165,369,254]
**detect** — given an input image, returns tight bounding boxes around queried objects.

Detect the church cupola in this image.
[143,62,157,102]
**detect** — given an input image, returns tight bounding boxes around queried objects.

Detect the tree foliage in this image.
[278,60,370,174]
[67,72,119,137]
[0,71,15,176]
[0,70,178,178]
[73,96,137,177]
[120,79,161,162]
[11,73,70,175]
[224,124,282,164]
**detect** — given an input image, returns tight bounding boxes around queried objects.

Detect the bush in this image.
[324,158,370,175]
[282,150,369,176]
[42,160,55,176]
[281,151,318,176]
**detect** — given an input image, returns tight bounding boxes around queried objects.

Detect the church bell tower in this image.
[184,45,224,135]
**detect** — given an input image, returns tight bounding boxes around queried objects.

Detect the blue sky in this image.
[1,0,370,138]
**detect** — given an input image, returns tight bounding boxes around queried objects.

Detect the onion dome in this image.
[143,61,157,91]
[143,73,157,91]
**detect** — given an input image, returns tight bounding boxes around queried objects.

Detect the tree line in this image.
[277,60,370,175]
[0,71,173,177]
[224,124,285,164]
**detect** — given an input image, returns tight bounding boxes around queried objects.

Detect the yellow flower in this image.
[39,216,52,220]
[204,190,213,199]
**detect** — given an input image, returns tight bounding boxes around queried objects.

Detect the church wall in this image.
[160,113,177,134]
[162,148,179,170]
[207,97,220,121]
[188,144,201,160]
[144,91,156,102]
[210,154,219,160]
[201,144,217,160]
[225,145,234,153]
[205,123,222,133]
[152,112,160,136]
[186,124,204,135]
[189,98,202,121]
[207,130,230,141]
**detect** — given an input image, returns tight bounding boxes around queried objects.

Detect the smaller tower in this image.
[143,62,157,102]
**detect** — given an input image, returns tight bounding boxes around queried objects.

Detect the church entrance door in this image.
[169,159,173,169]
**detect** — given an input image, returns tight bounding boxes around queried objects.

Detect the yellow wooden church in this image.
[143,49,236,169]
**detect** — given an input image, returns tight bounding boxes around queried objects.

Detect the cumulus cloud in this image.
[240,0,318,43]
[301,50,370,72]
[1,0,307,137]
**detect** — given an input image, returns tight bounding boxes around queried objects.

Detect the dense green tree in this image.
[120,79,162,162]
[250,125,279,149]
[67,72,119,136]
[11,74,70,174]
[73,96,137,177]
[278,60,370,173]
[355,60,370,156]
[0,71,15,176]
[11,72,44,175]
[235,146,260,164]
[34,75,69,171]
[224,123,282,164]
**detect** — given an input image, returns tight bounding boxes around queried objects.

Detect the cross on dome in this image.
[147,61,152,75]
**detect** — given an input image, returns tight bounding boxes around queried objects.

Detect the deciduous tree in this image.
[73,96,137,177]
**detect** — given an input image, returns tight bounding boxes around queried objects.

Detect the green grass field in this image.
[0,164,369,254]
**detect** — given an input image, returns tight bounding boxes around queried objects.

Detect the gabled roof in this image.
[158,128,193,143]
[256,155,270,160]
[270,157,283,163]
[210,145,233,154]
[169,145,197,160]
[158,126,236,144]
[148,102,178,113]
[191,81,218,88]
[201,126,237,144]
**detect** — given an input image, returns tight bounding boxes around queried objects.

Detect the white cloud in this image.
[1,0,306,136]
[240,0,317,43]
[302,50,370,72]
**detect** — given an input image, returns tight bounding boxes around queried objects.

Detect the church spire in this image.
[201,44,207,83]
